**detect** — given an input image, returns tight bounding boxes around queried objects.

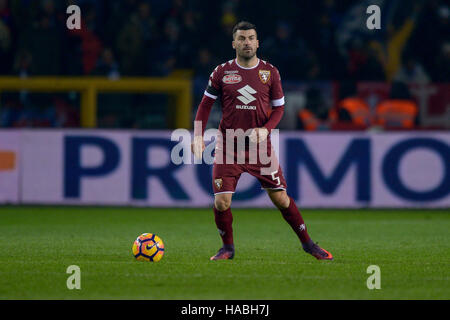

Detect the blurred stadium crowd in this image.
[0,0,449,129]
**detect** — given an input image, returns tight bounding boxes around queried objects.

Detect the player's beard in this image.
[238,47,256,61]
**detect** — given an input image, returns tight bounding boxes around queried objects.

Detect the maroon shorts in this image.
[212,162,288,194]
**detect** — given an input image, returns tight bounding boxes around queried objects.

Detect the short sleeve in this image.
[270,68,285,107]
[204,66,222,99]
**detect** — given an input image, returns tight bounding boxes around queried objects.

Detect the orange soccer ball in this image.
[132,233,165,262]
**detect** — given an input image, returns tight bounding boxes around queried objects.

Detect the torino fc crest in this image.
[214,178,223,190]
[259,70,270,84]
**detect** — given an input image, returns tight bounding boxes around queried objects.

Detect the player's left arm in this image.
[265,67,285,132]
[251,68,285,143]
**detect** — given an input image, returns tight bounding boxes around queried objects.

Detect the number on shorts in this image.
[271,170,281,186]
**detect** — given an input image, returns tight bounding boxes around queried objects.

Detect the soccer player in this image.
[192,21,333,261]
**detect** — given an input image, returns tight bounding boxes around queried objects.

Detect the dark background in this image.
[0,0,449,129]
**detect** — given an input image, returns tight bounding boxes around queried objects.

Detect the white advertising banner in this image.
[371,133,450,208]
[21,130,131,205]
[280,132,450,208]
[0,130,20,203]
[1,130,448,208]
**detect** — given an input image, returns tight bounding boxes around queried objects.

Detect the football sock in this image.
[280,197,311,244]
[213,206,234,247]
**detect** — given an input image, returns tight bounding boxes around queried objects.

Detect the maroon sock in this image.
[213,207,234,246]
[280,197,311,244]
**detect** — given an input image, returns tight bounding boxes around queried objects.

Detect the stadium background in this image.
[0,0,449,301]
[0,0,449,129]
[0,0,448,207]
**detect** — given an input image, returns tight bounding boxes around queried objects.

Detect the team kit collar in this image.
[235,58,260,70]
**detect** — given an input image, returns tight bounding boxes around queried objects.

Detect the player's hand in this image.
[191,135,205,159]
[249,127,269,144]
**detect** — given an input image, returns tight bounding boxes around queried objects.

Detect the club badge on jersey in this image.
[214,178,223,190]
[259,70,271,84]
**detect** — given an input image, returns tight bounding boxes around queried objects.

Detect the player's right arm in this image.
[191,66,222,158]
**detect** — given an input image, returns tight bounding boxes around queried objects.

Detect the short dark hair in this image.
[232,21,257,39]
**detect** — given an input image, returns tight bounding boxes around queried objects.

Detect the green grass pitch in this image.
[0,206,448,299]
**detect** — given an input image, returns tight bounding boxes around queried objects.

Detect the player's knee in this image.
[215,197,231,211]
[270,191,290,210]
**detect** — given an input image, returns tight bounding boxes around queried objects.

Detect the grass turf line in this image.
[0,206,448,299]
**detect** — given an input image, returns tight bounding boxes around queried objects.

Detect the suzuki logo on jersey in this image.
[237,85,257,105]
[236,105,256,110]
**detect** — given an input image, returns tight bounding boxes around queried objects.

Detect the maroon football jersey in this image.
[204,58,285,133]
